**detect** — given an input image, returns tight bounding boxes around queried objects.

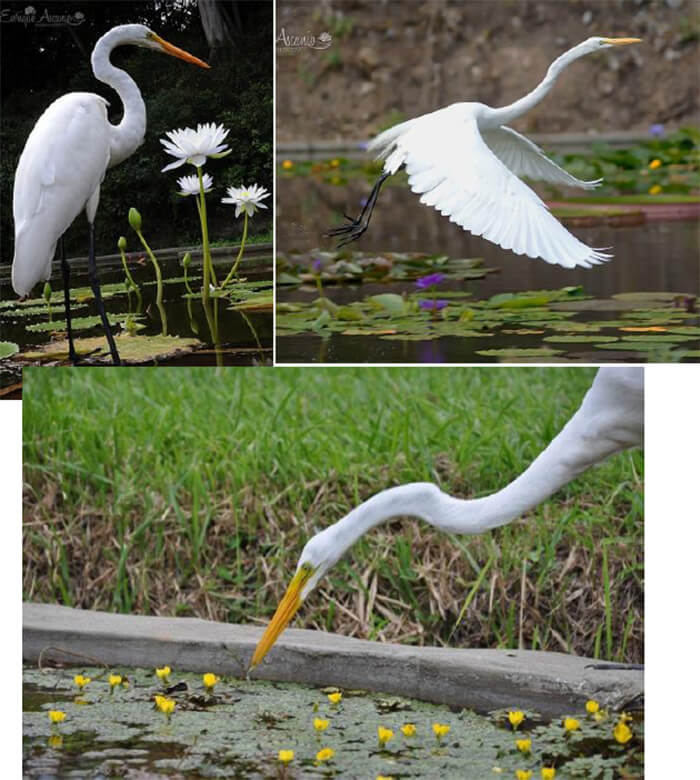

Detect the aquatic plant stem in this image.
[197,167,216,300]
[119,247,142,312]
[134,229,167,336]
[221,212,249,288]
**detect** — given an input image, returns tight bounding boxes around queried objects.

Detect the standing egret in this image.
[250,367,643,670]
[328,37,641,269]
[11,25,210,365]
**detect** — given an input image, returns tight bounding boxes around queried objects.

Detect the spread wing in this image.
[482,126,601,190]
[377,108,611,269]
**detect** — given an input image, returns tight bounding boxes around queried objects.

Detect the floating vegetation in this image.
[0,342,19,360]
[23,666,643,778]
[277,277,700,362]
[17,334,201,364]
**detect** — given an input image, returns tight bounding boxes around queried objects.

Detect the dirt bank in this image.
[277,0,700,141]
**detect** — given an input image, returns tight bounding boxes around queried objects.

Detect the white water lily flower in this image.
[161,123,231,171]
[177,172,213,196]
[221,184,270,218]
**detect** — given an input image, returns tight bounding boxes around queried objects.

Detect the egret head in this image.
[112,24,210,68]
[249,526,340,670]
[584,36,642,51]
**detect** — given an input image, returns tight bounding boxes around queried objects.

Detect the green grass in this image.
[22,367,643,662]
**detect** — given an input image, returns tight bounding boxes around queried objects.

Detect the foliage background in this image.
[1,0,272,270]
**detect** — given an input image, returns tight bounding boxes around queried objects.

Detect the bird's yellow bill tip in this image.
[153,34,211,68]
[602,37,642,46]
[249,566,312,671]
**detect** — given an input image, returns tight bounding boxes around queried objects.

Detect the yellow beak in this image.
[602,37,642,46]
[152,34,211,69]
[249,566,313,670]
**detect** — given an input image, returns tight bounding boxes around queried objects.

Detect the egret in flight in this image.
[11,25,210,365]
[250,367,643,670]
[328,37,641,269]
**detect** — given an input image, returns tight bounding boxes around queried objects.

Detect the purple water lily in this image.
[649,123,665,138]
[419,299,448,311]
[415,272,446,289]
[311,258,323,272]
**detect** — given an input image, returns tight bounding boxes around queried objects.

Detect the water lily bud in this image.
[43,282,51,302]
[182,252,191,269]
[128,207,142,231]
[118,236,127,251]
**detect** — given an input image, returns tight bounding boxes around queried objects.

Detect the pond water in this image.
[23,665,642,778]
[277,177,700,363]
[1,251,273,388]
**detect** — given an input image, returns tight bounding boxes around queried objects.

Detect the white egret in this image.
[250,367,643,669]
[11,25,210,365]
[328,37,641,269]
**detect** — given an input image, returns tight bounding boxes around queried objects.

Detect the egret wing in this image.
[12,93,111,296]
[382,108,610,269]
[482,126,601,190]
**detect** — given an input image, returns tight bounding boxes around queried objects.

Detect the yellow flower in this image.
[401,723,416,737]
[328,692,343,704]
[155,695,175,717]
[508,710,525,729]
[330,159,341,168]
[649,158,662,169]
[648,184,662,195]
[515,738,532,753]
[585,699,599,714]
[613,721,633,744]
[316,747,334,762]
[282,160,294,170]
[109,674,122,689]
[155,666,171,681]
[48,710,66,724]
[278,749,294,764]
[313,717,329,732]
[541,769,556,779]
[432,722,450,740]
[376,776,394,780]
[377,726,394,746]
[73,674,90,690]
[203,673,219,690]
[593,710,607,723]
[48,734,63,749]
[563,717,580,732]
[516,771,533,780]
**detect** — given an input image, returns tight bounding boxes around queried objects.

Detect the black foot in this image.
[325,214,368,247]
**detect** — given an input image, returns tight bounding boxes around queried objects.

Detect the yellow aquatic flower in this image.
[282,160,294,170]
[316,747,334,762]
[48,710,66,724]
[585,699,599,714]
[376,776,394,780]
[330,159,341,168]
[155,695,175,717]
[109,674,122,689]
[508,710,525,729]
[328,692,343,704]
[515,738,532,753]
[649,158,662,169]
[432,722,450,740]
[649,184,662,195]
[203,673,219,690]
[314,717,329,732]
[563,717,580,732]
[48,734,63,749]
[377,726,394,746]
[613,720,633,744]
[401,723,416,737]
[515,771,533,780]
[73,674,90,690]
[278,749,294,764]
[155,666,171,681]
[541,769,556,779]
[593,710,607,723]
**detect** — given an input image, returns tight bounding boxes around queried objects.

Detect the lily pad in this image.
[368,294,407,315]
[543,335,619,343]
[0,342,19,360]
[26,315,139,333]
[475,347,565,358]
[18,334,201,364]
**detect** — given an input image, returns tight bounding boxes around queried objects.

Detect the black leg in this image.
[87,222,121,366]
[325,172,390,247]
[60,237,78,364]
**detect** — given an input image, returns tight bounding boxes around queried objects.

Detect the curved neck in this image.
[91,28,146,167]
[326,368,642,558]
[481,42,592,128]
